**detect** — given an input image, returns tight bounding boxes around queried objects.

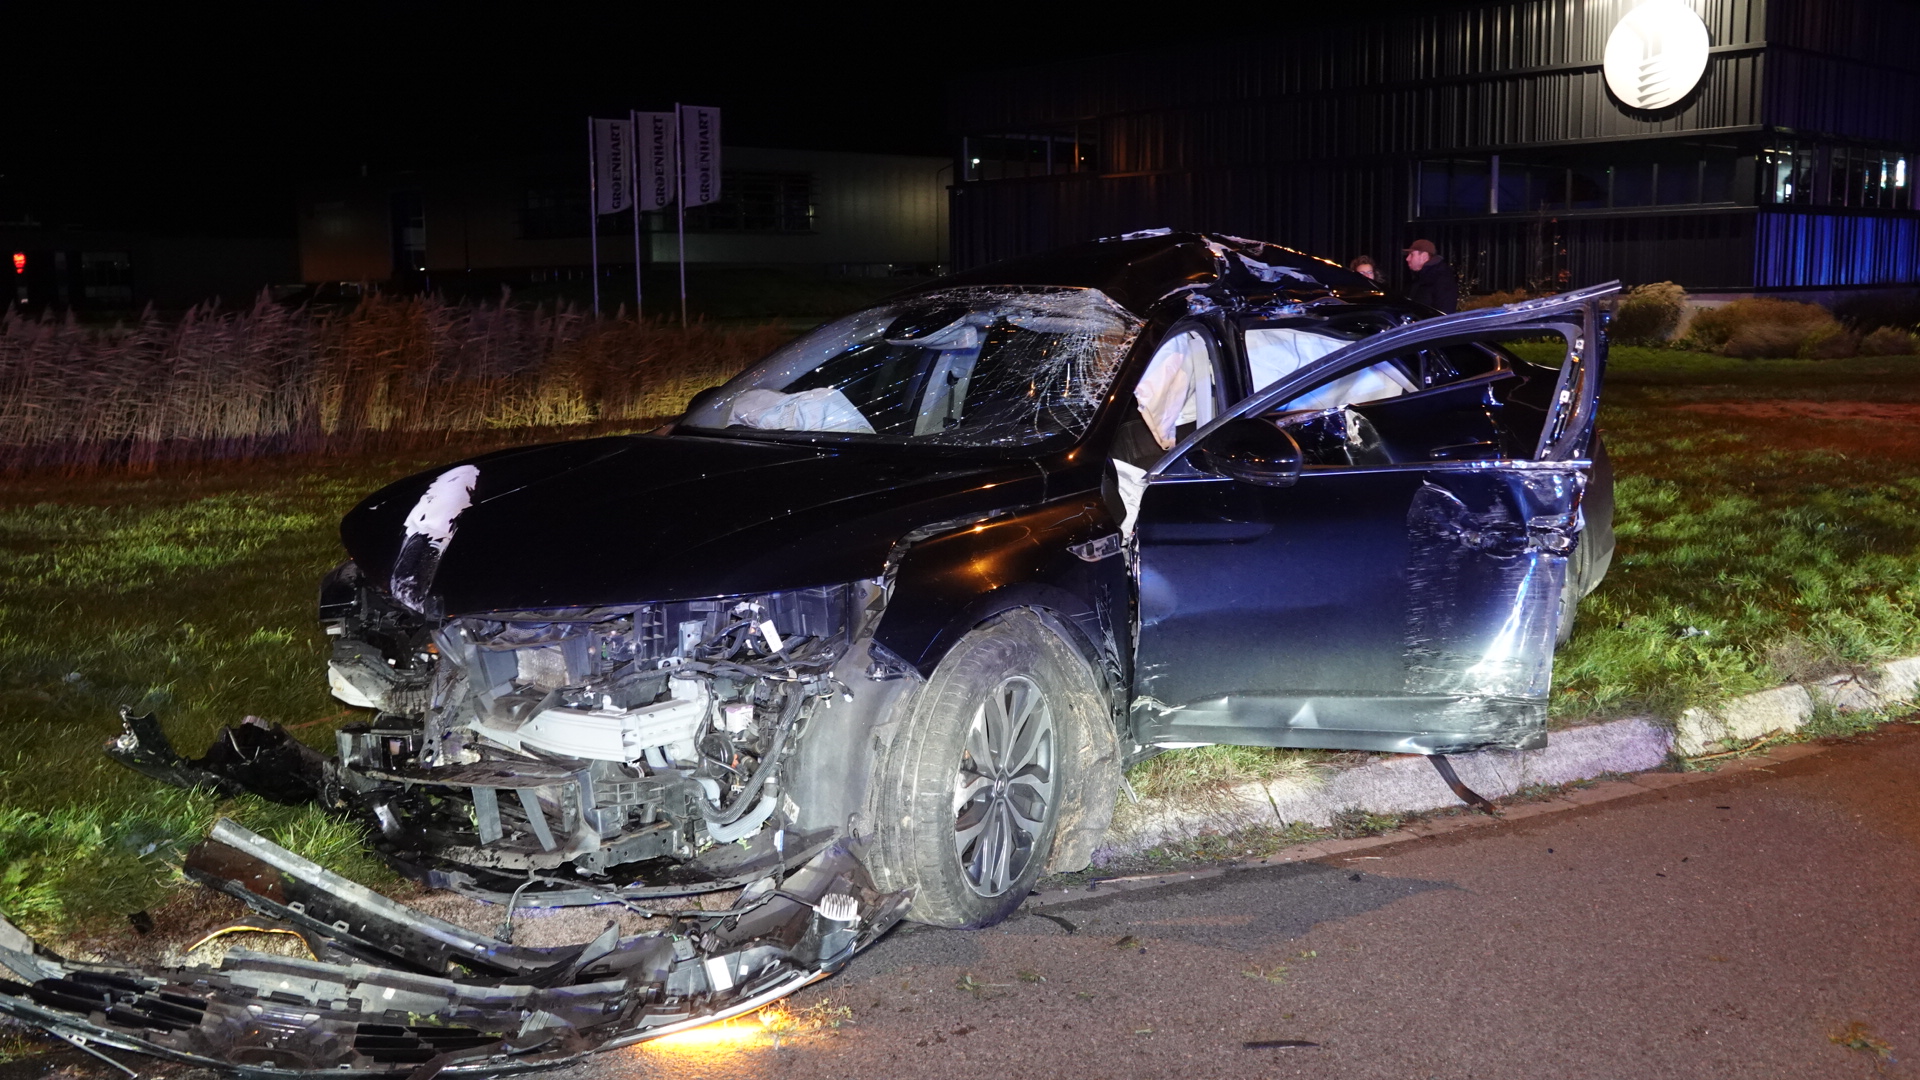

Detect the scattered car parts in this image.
[0,819,906,1077]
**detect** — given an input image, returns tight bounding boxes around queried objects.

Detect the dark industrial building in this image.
[948,0,1920,295]
[298,147,949,292]
[4,225,297,313]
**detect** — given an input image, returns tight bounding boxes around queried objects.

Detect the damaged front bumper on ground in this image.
[0,819,907,1077]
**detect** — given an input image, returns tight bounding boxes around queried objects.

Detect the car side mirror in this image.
[681,384,727,421]
[1193,417,1303,487]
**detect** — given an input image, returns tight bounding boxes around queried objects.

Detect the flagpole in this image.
[675,102,687,328]
[587,117,600,317]
[629,110,644,320]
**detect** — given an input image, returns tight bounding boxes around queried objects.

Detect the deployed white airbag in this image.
[1113,459,1147,536]
[1246,327,1416,412]
[1134,329,1216,450]
[727,387,875,434]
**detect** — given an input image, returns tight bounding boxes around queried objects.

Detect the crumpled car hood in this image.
[341,433,1042,614]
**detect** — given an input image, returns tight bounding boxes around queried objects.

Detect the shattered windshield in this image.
[683,286,1143,448]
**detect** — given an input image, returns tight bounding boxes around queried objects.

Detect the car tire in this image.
[868,608,1117,928]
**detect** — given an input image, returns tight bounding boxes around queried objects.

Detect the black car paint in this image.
[342,435,1045,617]
[1134,462,1580,753]
[876,488,1132,677]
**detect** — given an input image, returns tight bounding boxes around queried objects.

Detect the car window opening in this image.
[1243,330,1522,467]
[686,286,1143,449]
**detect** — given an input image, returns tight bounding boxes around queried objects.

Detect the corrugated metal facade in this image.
[949,0,1920,291]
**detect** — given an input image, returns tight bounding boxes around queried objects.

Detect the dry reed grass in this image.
[0,294,789,472]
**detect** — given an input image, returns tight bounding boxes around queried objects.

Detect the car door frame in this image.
[1128,282,1619,755]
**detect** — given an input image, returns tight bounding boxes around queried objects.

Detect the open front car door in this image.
[1131,283,1618,756]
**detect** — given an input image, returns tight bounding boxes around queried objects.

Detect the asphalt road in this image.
[580,725,1920,1080]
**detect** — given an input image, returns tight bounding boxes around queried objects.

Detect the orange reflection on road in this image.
[642,1020,771,1052]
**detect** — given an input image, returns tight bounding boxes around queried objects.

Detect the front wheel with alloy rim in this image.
[868,609,1118,928]
[953,673,1055,897]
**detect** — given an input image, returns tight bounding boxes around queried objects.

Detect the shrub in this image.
[1722,323,1808,359]
[1798,323,1860,359]
[1684,297,1843,356]
[1860,326,1920,356]
[0,295,791,473]
[1684,297,1830,349]
[1459,288,1535,311]
[1611,282,1687,344]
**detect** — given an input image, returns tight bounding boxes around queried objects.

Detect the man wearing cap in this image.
[1403,239,1458,314]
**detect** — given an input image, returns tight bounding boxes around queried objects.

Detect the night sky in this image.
[4,2,1432,239]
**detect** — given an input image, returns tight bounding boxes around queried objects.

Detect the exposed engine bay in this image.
[112,563,880,903]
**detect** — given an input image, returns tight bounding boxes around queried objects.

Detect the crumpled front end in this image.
[334,565,865,893]
[0,820,906,1077]
[110,556,890,904]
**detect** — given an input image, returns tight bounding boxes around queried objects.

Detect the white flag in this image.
[678,105,722,207]
[592,118,632,215]
[634,111,677,212]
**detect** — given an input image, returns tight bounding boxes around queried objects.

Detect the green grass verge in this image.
[0,459,430,936]
[5,345,1920,934]
[1124,744,1326,801]
[1526,343,1920,721]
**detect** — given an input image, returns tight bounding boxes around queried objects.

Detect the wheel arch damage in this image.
[872,493,1131,720]
[868,491,1131,867]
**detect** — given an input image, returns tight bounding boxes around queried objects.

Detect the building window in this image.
[80,251,131,303]
[1656,161,1698,206]
[1764,142,1817,205]
[1421,151,1745,218]
[962,129,1100,181]
[390,191,426,273]
[522,186,582,239]
[1497,162,1568,212]
[1416,160,1490,217]
[1611,163,1654,208]
[1760,142,1913,210]
[1827,146,1912,210]
[1702,157,1736,203]
[683,171,815,233]
[1569,164,1609,210]
[520,186,634,239]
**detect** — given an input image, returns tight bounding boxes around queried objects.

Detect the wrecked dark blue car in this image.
[137,231,1616,925]
[38,232,1613,1076]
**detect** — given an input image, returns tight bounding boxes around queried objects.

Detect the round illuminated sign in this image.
[1603,0,1711,111]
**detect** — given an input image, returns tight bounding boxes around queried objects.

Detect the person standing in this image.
[1348,255,1377,281]
[1403,239,1458,314]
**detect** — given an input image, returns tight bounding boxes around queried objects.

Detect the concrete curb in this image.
[1673,656,1920,755]
[1091,654,1920,863]
[1041,741,1828,911]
